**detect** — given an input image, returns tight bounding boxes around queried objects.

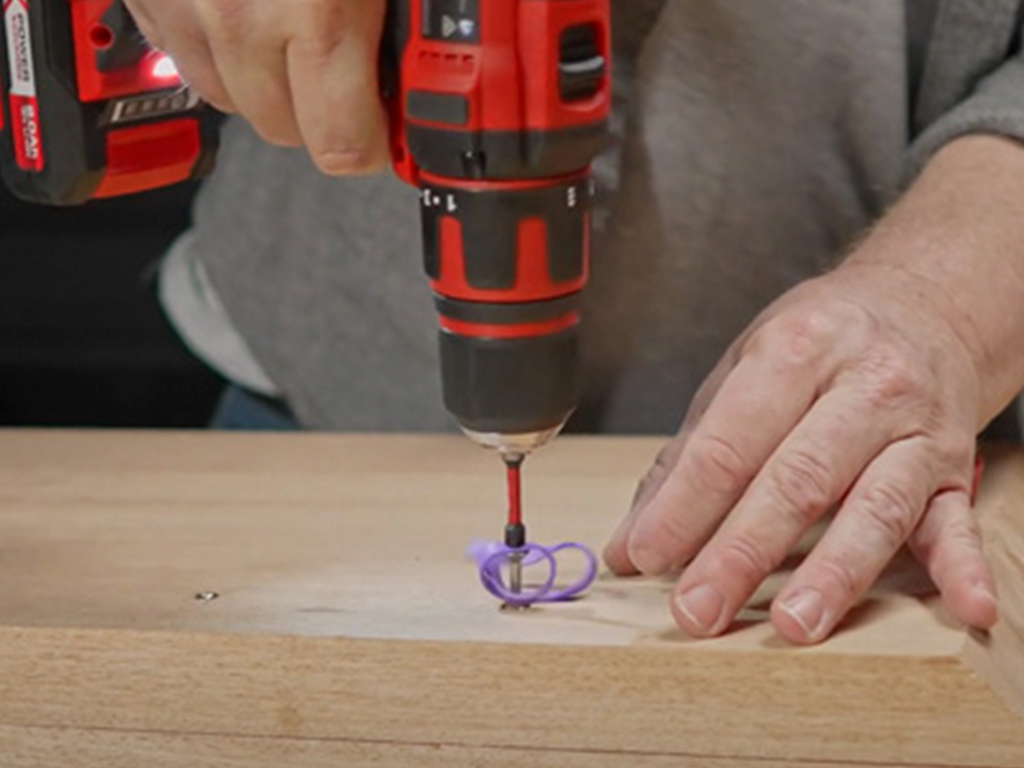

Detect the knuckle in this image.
[769,448,835,522]
[293,0,381,59]
[945,515,982,551]
[755,310,837,368]
[307,0,347,32]
[205,0,250,44]
[294,9,348,59]
[931,437,974,474]
[858,481,919,547]
[860,350,928,410]
[928,495,982,551]
[684,434,752,495]
[636,511,695,568]
[718,534,776,583]
[818,557,865,604]
[657,513,694,554]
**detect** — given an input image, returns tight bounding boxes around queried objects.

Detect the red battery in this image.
[1,0,216,205]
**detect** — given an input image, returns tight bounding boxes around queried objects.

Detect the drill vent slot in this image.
[558,24,605,102]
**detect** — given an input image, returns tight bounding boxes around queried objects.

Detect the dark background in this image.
[0,181,222,428]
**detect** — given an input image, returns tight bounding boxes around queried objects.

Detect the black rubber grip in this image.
[406,90,469,125]
[434,294,580,325]
[406,120,608,181]
[439,325,580,434]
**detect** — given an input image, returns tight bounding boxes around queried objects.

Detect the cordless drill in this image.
[385,0,610,463]
[2,0,612,574]
[385,0,610,579]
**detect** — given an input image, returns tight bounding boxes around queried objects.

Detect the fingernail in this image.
[316,148,371,175]
[971,581,997,605]
[675,584,726,634]
[780,589,828,640]
[967,582,1000,629]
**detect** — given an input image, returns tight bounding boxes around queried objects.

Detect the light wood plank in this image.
[0,430,1020,767]
[0,725,892,768]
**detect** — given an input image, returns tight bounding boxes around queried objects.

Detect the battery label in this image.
[4,0,44,171]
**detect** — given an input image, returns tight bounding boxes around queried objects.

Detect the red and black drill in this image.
[1,0,612,583]
[385,0,610,566]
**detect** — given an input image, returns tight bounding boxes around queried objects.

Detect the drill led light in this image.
[150,54,180,82]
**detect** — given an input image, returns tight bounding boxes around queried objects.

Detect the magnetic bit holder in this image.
[466,539,599,608]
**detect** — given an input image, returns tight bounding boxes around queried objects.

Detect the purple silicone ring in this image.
[467,539,599,607]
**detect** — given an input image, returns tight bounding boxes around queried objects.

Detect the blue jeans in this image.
[209,385,301,431]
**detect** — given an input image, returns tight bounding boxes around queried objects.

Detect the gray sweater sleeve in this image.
[908,29,1024,177]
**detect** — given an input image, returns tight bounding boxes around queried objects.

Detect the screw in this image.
[500,602,532,612]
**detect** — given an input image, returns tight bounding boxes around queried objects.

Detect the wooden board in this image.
[0,430,1020,768]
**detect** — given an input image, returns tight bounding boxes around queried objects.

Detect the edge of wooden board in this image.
[0,626,1021,767]
[0,725,916,768]
[962,446,1024,720]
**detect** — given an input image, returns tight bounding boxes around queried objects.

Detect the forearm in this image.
[845,135,1024,429]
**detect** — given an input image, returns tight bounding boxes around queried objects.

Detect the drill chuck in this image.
[439,317,580,436]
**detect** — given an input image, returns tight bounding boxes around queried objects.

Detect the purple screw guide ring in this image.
[467,539,599,608]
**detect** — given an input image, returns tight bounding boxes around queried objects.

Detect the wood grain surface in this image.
[0,430,1020,767]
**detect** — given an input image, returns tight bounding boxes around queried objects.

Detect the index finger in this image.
[626,332,828,575]
[287,0,389,175]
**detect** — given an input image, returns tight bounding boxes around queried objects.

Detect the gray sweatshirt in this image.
[160,0,1024,434]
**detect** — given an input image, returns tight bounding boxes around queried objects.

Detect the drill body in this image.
[388,0,611,454]
[1,0,612,455]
